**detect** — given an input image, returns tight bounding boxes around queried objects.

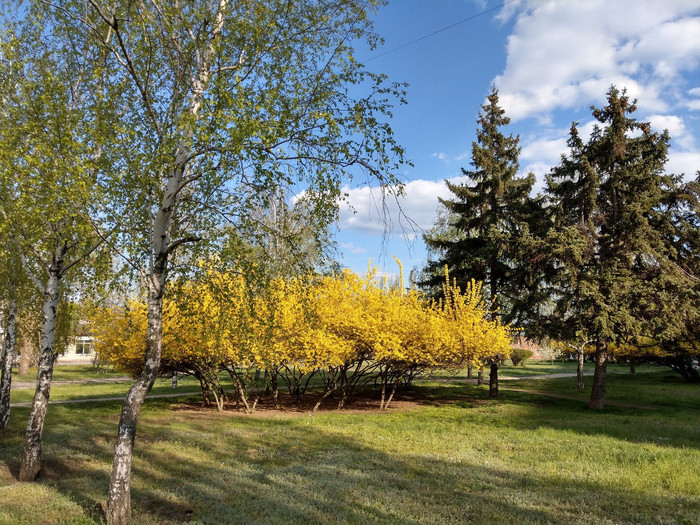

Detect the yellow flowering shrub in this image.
[90,262,513,411]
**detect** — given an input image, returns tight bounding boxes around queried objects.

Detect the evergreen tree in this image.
[422,87,538,398]
[545,86,698,408]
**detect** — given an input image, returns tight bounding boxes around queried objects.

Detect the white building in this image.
[59,335,96,364]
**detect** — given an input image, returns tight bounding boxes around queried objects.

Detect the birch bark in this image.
[105,3,227,522]
[0,293,17,431]
[18,253,63,481]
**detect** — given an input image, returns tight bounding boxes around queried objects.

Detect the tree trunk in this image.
[19,268,61,481]
[629,359,636,375]
[18,335,34,376]
[589,338,607,410]
[467,364,473,379]
[488,361,499,399]
[106,142,185,525]
[0,295,17,431]
[105,4,228,519]
[477,366,484,386]
[379,369,387,410]
[106,268,164,525]
[576,349,585,390]
[383,378,400,410]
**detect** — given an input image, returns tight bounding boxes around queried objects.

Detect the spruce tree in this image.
[422,87,538,398]
[546,86,697,408]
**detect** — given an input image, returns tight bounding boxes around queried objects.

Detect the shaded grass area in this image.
[501,364,700,411]
[1,370,699,524]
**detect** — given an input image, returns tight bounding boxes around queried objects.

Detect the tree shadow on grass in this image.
[415,380,700,451]
[120,413,698,525]
[2,392,699,524]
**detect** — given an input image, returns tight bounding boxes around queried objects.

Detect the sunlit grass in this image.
[13,365,125,383]
[9,375,204,404]
[1,366,698,524]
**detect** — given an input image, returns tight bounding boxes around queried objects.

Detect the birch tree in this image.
[0,12,111,480]
[34,1,406,522]
[0,257,19,431]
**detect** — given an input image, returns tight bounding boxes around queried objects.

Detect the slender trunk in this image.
[477,366,484,386]
[383,376,400,410]
[629,359,636,375]
[467,364,473,379]
[313,370,336,412]
[589,338,607,410]
[271,371,279,409]
[106,268,164,524]
[379,369,387,410]
[107,165,180,524]
[18,335,32,376]
[488,361,499,399]
[576,349,584,390]
[229,368,251,413]
[313,384,335,413]
[0,295,17,431]
[19,268,61,481]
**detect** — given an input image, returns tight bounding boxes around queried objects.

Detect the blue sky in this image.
[335,0,700,279]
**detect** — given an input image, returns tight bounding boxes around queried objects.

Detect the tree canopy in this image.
[544,86,700,406]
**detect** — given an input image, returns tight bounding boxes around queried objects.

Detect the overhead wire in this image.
[361,0,519,64]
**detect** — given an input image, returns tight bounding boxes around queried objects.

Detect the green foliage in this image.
[509,348,533,366]
[543,86,700,391]
[422,88,542,329]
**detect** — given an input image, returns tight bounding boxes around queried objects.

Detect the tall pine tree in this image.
[546,86,697,408]
[422,87,539,398]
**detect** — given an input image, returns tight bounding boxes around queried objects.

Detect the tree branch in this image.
[166,235,203,256]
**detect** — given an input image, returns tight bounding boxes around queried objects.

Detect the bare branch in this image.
[166,235,203,255]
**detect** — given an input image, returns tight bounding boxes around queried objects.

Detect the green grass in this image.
[501,363,700,409]
[9,375,205,404]
[1,367,699,524]
[499,359,579,376]
[13,365,125,383]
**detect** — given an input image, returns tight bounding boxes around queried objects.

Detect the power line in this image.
[361,0,518,64]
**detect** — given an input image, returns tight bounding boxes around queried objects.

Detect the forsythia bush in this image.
[91,265,512,411]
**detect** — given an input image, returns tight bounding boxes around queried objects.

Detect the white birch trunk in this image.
[105,169,177,524]
[105,3,228,522]
[19,263,62,481]
[0,294,17,431]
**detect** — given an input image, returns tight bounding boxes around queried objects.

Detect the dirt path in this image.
[430,372,594,384]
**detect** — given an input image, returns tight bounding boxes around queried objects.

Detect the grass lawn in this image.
[13,365,126,384]
[9,375,205,405]
[1,366,699,524]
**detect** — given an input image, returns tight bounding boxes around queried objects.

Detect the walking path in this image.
[430,371,594,384]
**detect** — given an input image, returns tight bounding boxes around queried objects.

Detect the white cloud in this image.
[521,136,568,164]
[430,152,448,162]
[647,114,693,149]
[665,151,700,180]
[685,87,700,110]
[494,0,700,122]
[338,179,458,237]
[339,242,367,254]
